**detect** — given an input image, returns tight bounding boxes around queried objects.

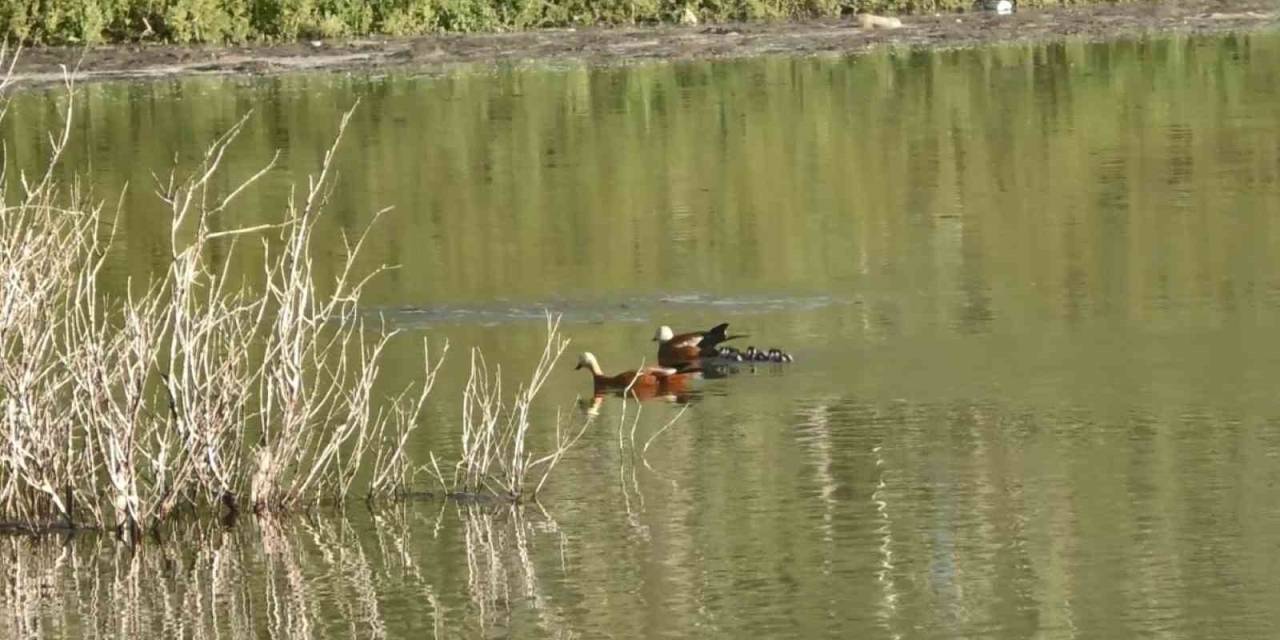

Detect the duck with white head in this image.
[652,322,746,369]
[575,352,699,400]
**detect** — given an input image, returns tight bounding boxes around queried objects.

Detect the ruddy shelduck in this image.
[575,352,699,396]
[652,322,746,369]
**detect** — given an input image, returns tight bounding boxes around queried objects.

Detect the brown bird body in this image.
[576,352,699,397]
[653,323,746,369]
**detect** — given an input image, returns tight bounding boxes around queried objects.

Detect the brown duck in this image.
[575,352,700,396]
[652,322,746,369]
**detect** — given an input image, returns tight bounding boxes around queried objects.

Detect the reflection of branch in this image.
[1,502,583,638]
[509,505,576,639]
[325,518,386,639]
[457,503,576,639]
[4,539,37,637]
[260,516,314,639]
[461,504,509,634]
[615,391,648,539]
[511,506,539,600]
[871,442,900,638]
[610,391,692,539]
[640,405,688,486]
[796,402,837,544]
[370,503,444,639]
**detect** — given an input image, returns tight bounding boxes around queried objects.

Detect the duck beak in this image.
[574,363,583,370]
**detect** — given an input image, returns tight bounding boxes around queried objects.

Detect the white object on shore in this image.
[858,14,903,29]
[996,0,1013,15]
[680,6,699,25]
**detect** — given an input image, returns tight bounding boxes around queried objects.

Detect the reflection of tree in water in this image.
[787,396,1051,638]
[1,504,575,638]
[460,503,576,638]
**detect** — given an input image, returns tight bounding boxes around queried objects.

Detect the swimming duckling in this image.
[718,347,744,362]
[767,348,795,363]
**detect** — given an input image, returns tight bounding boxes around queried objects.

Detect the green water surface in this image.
[5,30,1280,639]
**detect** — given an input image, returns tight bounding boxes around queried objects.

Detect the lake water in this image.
[5,30,1280,638]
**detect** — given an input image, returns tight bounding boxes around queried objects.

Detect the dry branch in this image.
[0,48,600,537]
[0,51,445,536]
[438,313,591,502]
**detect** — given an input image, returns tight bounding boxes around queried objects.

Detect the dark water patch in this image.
[375,292,854,328]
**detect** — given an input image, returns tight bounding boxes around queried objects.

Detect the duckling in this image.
[715,346,745,363]
[767,348,795,363]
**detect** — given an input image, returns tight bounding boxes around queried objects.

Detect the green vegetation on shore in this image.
[4,0,1069,45]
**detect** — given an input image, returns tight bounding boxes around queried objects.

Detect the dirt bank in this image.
[9,0,1279,86]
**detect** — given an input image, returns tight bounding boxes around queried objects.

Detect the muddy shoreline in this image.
[9,0,1279,86]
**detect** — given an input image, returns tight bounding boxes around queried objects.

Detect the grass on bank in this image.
[3,0,1081,45]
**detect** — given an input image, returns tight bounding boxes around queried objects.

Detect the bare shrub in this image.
[0,54,112,530]
[0,48,596,538]
[0,52,452,537]
[430,313,594,501]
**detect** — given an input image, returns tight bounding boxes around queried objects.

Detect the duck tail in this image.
[704,323,731,342]
[703,333,747,355]
[703,323,750,347]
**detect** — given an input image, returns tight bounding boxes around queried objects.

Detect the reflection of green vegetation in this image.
[6,33,1277,318]
[9,0,1089,45]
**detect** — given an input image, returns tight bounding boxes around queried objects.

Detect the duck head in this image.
[652,326,675,342]
[575,352,603,376]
